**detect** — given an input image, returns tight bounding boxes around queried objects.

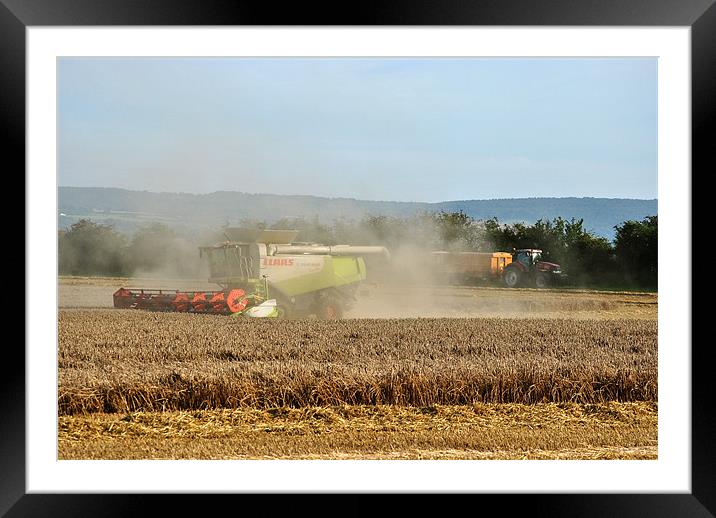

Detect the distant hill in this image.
[58,187,657,240]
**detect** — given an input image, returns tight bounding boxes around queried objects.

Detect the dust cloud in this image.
[346,283,624,319]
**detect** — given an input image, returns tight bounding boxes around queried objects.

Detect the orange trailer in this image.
[431,251,513,282]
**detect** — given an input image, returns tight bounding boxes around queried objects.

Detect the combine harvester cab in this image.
[113,228,390,319]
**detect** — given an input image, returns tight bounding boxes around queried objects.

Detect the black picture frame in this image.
[6,0,707,515]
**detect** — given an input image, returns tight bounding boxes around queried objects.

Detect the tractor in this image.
[502,249,565,288]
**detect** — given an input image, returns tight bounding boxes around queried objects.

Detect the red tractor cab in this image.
[502,249,565,288]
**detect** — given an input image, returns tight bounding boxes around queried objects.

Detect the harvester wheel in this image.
[318,298,343,320]
[272,295,293,319]
[503,267,521,288]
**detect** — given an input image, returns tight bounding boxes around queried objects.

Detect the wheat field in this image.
[58,300,657,460]
[59,310,657,413]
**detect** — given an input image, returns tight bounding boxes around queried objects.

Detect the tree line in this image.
[58,211,657,289]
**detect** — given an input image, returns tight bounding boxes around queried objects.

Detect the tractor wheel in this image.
[503,267,521,288]
[535,273,549,289]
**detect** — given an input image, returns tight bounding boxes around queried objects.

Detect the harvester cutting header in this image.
[113,228,390,319]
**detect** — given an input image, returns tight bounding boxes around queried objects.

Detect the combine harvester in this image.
[113,229,390,319]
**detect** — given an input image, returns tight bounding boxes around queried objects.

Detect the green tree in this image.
[127,223,177,272]
[432,210,483,251]
[359,215,411,246]
[560,218,615,285]
[614,216,658,287]
[128,223,203,278]
[482,216,617,286]
[58,219,128,276]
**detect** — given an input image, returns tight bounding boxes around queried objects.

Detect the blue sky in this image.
[58,57,657,202]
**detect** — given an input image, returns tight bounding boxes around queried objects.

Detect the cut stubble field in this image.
[57,278,657,461]
[60,402,657,460]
